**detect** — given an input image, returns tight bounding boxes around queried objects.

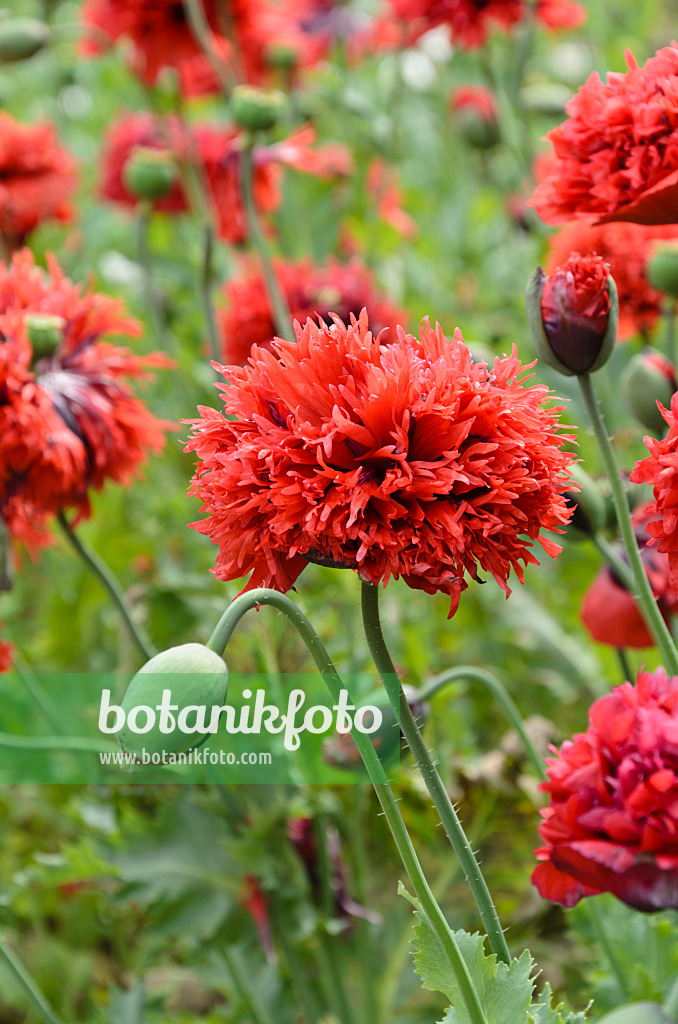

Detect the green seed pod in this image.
[265,43,297,73]
[122,146,177,202]
[114,643,228,770]
[231,85,286,133]
[648,244,678,297]
[622,349,676,435]
[0,18,50,63]
[563,465,606,540]
[25,314,65,362]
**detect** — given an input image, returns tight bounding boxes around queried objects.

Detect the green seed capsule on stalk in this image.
[231,85,286,133]
[25,314,65,362]
[123,146,177,202]
[0,18,50,62]
[622,349,676,435]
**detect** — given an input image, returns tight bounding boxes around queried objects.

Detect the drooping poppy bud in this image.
[0,18,49,63]
[526,253,618,376]
[122,146,177,202]
[623,348,677,435]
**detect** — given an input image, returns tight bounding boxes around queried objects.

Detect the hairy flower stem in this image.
[578,374,678,674]
[360,582,511,965]
[418,666,546,781]
[207,588,489,1024]
[0,936,63,1024]
[240,143,295,343]
[57,513,156,662]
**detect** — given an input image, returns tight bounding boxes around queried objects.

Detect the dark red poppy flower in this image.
[533,667,678,911]
[535,253,613,375]
[99,115,351,245]
[240,875,273,958]
[545,221,678,340]
[81,0,290,94]
[631,393,678,594]
[581,505,678,648]
[531,45,678,227]
[185,311,575,615]
[0,630,12,672]
[381,0,584,49]
[0,250,172,546]
[219,256,406,364]
[0,114,77,252]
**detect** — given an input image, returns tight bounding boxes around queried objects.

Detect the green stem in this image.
[664,976,678,1022]
[578,374,678,674]
[240,144,295,343]
[200,222,221,365]
[223,946,275,1024]
[591,534,635,592]
[616,648,633,684]
[586,899,628,1002]
[0,936,63,1024]
[183,0,237,95]
[136,206,169,348]
[207,588,489,1024]
[418,666,546,782]
[666,300,677,370]
[361,582,511,965]
[57,513,156,662]
[268,893,325,1024]
[317,931,357,1024]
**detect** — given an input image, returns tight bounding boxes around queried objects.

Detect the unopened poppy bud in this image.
[623,348,677,434]
[563,465,604,540]
[451,85,499,150]
[0,18,49,63]
[116,643,228,768]
[648,243,678,298]
[231,85,286,133]
[266,43,297,73]
[25,314,65,361]
[526,255,618,376]
[122,146,177,202]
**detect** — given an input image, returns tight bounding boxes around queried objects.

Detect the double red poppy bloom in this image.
[531,44,678,227]
[631,394,678,595]
[0,114,77,252]
[219,256,406,364]
[0,251,171,549]
[533,668,678,912]
[186,311,574,616]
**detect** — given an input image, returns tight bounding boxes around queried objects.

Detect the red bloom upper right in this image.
[531,44,678,226]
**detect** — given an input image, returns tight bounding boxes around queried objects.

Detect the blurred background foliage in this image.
[2,0,678,1021]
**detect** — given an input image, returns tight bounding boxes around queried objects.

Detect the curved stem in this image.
[418,666,546,782]
[57,513,156,662]
[360,582,511,965]
[0,937,63,1024]
[240,144,295,343]
[578,374,678,674]
[207,588,489,1024]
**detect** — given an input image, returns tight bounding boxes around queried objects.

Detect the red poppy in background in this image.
[186,311,575,616]
[0,251,172,548]
[98,113,188,215]
[631,392,678,594]
[366,159,418,240]
[531,44,678,227]
[0,114,77,252]
[219,256,406,364]
[450,84,497,122]
[545,220,678,339]
[533,667,678,911]
[0,632,12,672]
[80,0,293,94]
[581,506,678,648]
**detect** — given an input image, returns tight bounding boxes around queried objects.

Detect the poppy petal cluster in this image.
[631,393,678,594]
[533,668,678,911]
[545,221,678,339]
[581,505,678,648]
[219,256,406,364]
[531,44,678,227]
[185,311,575,616]
[0,250,172,547]
[0,114,77,251]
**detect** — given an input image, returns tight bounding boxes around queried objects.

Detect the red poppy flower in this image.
[219,256,406,364]
[80,0,289,94]
[0,250,172,545]
[366,159,418,240]
[381,0,584,49]
[99,115,351,245]
[533,667,678,911]
[545,221,678,339]
[631,393,678,594]
[581,505,678,648]
[240,875,273,958]
[530,44,678,227]
[185,311,575,616]
[0,114,77,252]
[0,631,12,672]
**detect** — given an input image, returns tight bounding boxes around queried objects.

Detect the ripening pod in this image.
[563,465,606,540]
[231,85,286,133]
[622,349,677,435]
[648,243,678,298]
[122,146,177,202]
[114,643,228,769]
[0,18,50,63]
[525,262,618,376]
[25,314,66,363]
